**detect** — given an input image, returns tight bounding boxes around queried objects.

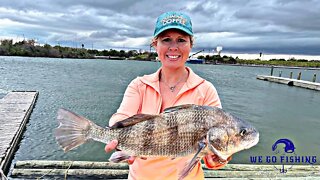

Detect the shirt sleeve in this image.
[203,81,222,108]
[109,78,142,127]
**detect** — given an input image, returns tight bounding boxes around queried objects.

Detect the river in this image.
[0,56,319,166]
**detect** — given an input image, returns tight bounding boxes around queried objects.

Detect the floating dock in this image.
[0,91,38,177]
[9,160,320,179]
[257,75,320,91]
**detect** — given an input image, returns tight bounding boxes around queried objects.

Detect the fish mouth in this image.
[239,130,260,151]
[207,143,229,161]
[245,132,260,150]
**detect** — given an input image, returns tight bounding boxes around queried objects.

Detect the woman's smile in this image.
[166,54,181,61]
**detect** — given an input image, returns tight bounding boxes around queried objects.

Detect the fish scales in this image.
[109,108,214,157]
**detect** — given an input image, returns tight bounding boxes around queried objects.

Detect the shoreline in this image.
[1,55,320,70]
[214,63,320,70]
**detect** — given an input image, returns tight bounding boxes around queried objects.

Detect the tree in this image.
[44,44,52,49]
[109,49,118,56]
[27,39,35,46]
[0,39,13,46]
[88,49,99,55]
[128,50,138,57]
[119,50,126,57]
[0,39,13,53]
[197,55,205,59]
[101,50,109,56]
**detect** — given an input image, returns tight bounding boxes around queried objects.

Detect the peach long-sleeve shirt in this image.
[110,67,224,180]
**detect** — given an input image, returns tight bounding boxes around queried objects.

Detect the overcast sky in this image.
[0,0,319,55]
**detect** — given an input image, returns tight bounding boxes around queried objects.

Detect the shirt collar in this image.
[140,66,205,93]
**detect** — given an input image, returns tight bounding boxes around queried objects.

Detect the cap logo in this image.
[154,11,193,36]
[161,15,187,26]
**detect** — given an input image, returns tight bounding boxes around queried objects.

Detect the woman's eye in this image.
[178,38,187,42]
[162,38,171,42]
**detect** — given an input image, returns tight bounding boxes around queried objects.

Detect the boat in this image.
[186,58,204,64]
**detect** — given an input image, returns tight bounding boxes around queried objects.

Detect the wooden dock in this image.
[257,75,320,91]
[0,91,38,178]
[8,160,320,179]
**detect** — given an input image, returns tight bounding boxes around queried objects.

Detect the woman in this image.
[105,11,231,180]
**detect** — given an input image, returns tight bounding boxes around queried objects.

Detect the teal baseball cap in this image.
[153,11,193,37]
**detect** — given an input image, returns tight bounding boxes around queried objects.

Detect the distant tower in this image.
[216,46,223,56]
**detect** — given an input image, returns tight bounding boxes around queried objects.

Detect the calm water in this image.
[0,56,319,166]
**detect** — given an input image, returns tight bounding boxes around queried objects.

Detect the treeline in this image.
[0,39,93,58]
[91,49,157,60]
[236,58,320,68]
[198,55,237,64]
[198,55,320,68]
[1,39,319,67]
[0,39,157,60]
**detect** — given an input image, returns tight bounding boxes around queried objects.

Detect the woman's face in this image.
[154,29,192,69]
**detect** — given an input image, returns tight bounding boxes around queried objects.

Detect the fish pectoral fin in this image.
[179,141,207,180]
[179,157,201,180]
[109,151,131,163]
[163,104,195,113]
[110,114,158,128]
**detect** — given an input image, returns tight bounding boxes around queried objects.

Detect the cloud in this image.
[0,0,319,54]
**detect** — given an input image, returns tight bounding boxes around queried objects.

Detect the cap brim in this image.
[154,26,193,37]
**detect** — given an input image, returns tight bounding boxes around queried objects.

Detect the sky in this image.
[0,0,319,55]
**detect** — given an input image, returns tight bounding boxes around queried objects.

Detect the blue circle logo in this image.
[272,138,296,154]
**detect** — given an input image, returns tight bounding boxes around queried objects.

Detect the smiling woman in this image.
[104,11,230,180]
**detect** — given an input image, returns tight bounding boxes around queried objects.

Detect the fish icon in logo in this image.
[272,138,295,154]
[272,138,296,173]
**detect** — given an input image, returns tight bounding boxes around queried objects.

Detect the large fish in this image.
[55,104,259,179]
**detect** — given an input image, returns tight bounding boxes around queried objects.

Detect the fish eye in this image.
[239,129,247,136]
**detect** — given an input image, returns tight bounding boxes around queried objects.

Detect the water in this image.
[0,56,319,166]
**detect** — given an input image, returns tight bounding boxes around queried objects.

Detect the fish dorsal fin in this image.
[163,104,195,113]
[110,114,158,129]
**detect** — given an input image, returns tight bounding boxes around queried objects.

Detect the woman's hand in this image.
[105,140,118,152]
[203,154,232,169]
[105,140,136,164]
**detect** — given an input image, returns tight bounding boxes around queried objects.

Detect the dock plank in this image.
[0,91,38,177]
[10,160,320,179]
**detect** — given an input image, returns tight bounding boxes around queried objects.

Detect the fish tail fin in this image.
[54,108,93,152]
